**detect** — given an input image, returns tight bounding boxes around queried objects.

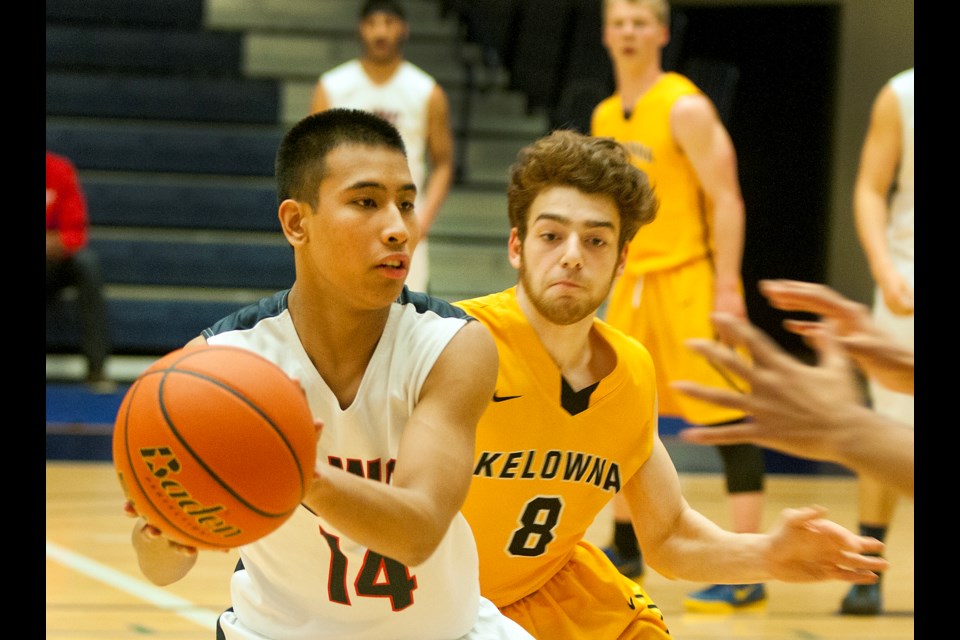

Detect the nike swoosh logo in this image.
[492,394,522,402]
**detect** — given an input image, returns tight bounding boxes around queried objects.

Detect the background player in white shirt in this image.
[841,66,914,616]
[310,0,454,294]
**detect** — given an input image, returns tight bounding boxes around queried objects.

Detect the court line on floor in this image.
[46,539,220,629]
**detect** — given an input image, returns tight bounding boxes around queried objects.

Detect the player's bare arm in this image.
[623,436,746,581]
[303,320,497,566]
[307,84,331,115]
[759,279,914,394]
[625,435,889,583]
[671,93,746,319]
[673,309,914,497]
[417,84,455,236]
[854,83,911,315]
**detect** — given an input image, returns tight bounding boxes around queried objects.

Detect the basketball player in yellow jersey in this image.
[455,129,888,639]
[590,0,769,612]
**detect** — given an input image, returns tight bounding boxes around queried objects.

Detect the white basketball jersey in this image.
[320,59,433,195]
[204,290,485,639]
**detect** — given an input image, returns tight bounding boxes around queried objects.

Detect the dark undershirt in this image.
[561,376,599,416]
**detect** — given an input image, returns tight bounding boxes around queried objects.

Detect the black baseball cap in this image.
[359,0,407,21]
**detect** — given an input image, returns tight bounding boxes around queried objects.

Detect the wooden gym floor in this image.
[46,461,914,639]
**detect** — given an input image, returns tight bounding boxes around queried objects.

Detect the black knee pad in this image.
[717,443,765,493]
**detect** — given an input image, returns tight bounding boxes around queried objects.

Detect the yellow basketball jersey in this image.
[591,72,711,275]
[456,288,658,607]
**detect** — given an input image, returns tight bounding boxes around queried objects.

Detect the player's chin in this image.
[543,296,594,325]
[369,272,408,299]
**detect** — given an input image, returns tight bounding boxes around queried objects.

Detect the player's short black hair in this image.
[275,109,407,206]
[359,0,406,21]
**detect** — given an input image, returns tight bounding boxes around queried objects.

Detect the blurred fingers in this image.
[677,423,755,446]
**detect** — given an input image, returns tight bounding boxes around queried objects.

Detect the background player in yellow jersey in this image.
[455,129,888,639]
[591,0,768,611]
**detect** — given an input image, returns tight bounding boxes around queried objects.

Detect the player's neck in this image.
[287,283,389,408]
[615,64,663,113]
[360,56,403,84]
[515,285,601,387]
[542,324,611,393]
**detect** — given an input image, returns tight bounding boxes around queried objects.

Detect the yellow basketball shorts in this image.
[499,541,671,639]
[605,258,748,426]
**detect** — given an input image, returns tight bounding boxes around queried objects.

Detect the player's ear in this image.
[658,23,670,48]
[615,243,629,277]
[279,199,309,247]
[508,227,523,269]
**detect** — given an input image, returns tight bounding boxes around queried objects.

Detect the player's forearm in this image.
[833,411,914,498]
[304,467,456,567]
[647,508,770,583]
[416,163,454,235]
[710,198,745,290]
[853,187,894,283]
[841,334,914,395]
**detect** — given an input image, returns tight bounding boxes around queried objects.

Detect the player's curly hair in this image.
[507,129,658,251]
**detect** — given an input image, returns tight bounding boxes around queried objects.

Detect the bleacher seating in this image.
[46,0,534,360]
[46,72,280,124]
[46,120,282,175]
[79,173,278,231]
[46,24,244,75]
[46,0,205,27]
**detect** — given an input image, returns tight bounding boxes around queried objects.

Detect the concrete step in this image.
[281,80,548,137]
[242,32,465,84]
[47,0,204,29]
[46,71,279,124]
[205,0,456,38]
[47,117,283,176]
[46,24,243,75]
[46,353,158,383]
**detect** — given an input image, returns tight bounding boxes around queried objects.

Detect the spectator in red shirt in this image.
[46,150,113,390]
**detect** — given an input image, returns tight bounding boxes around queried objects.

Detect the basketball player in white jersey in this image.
[310,0,454,294]
[123,109,533,640]
[841,66,914,616]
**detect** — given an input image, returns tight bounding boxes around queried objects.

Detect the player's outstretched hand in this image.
[671,310,864,463]
[763,506,888,583]
[759,279,913,394]
[673,308,915,497]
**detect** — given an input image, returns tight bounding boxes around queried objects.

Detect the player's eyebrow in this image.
[534,212,615,231]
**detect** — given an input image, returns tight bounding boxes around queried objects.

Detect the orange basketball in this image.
[112,345,317,550]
